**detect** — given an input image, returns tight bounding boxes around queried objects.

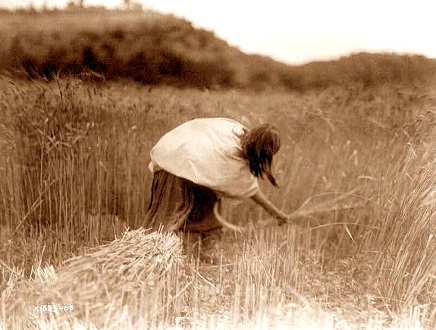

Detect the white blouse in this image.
[149,117,260,198]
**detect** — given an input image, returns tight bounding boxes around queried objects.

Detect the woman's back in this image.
[149,117,259,198]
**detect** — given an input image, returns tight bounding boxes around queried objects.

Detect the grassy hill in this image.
[1,8,436,90]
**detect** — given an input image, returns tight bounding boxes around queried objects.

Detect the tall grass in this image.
[2,76,436,328]
[371,146,436,313]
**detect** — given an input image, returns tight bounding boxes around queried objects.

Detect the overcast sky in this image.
[1,0,435,65]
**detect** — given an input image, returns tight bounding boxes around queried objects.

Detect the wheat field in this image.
[1,75,436,329]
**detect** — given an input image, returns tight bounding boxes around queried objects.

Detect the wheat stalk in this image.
[214,190,365,232]
[287,189,364,220]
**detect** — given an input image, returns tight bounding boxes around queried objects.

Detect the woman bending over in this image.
[142,117,291,234]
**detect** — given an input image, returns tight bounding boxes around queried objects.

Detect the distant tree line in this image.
[6,15,234,88]
[2,9,436,90]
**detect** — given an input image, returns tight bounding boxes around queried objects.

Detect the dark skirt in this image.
[142,170,222,233]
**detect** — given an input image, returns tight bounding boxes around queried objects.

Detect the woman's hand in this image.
[251,191,290,225]
[276,212,289,226]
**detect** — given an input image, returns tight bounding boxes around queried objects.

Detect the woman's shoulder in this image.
[182,117,245,138]
[188,117,243,127]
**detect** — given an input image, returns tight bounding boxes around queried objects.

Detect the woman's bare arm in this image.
[251,190,287,223]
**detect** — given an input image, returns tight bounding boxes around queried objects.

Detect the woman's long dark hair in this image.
[241,123,281,186]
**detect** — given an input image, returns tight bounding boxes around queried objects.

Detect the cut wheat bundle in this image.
[5,228,188,329]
